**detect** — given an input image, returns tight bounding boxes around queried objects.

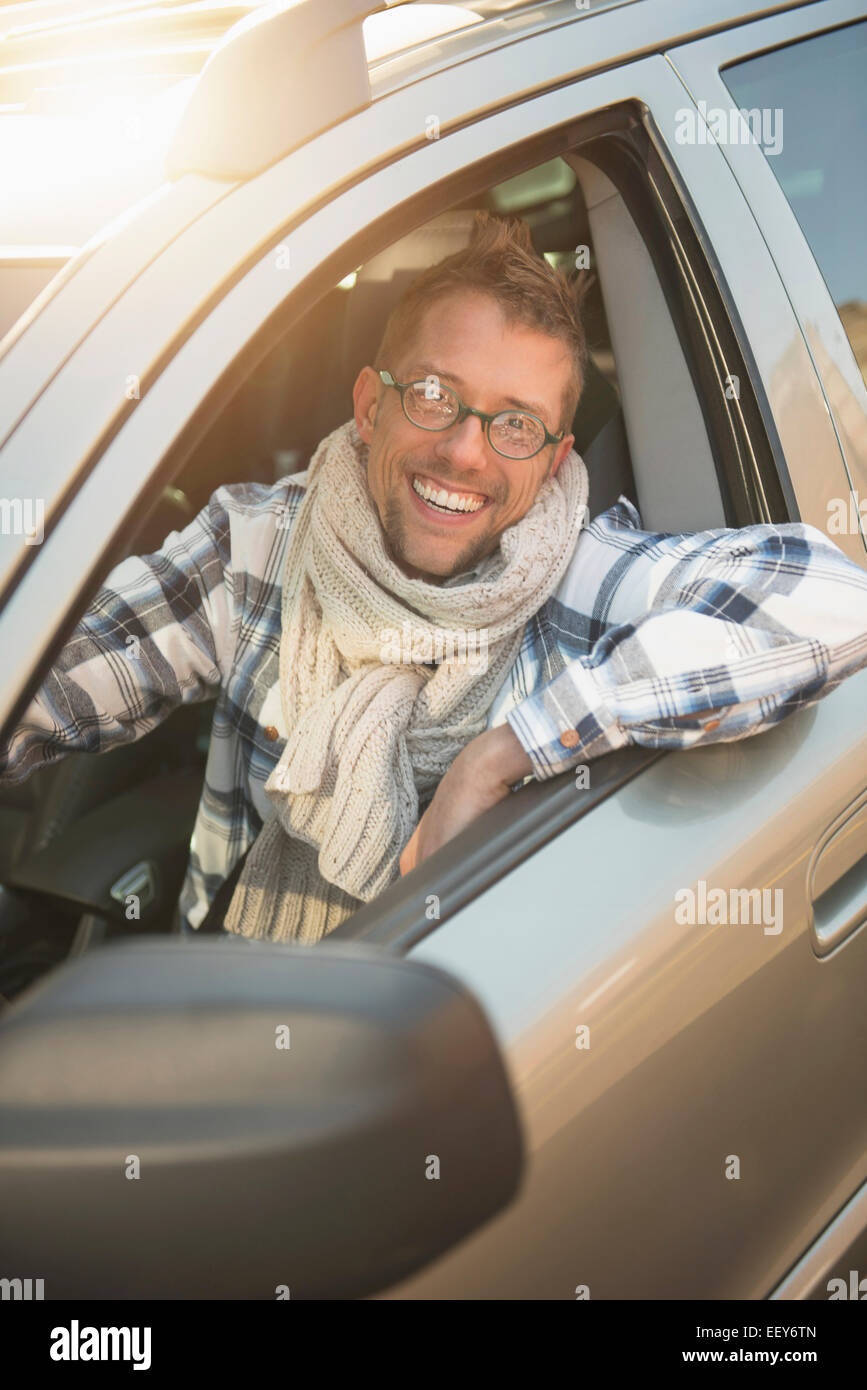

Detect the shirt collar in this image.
[439,549,501,588]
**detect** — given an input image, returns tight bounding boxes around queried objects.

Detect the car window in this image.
[0,88,788,988]
[144,156,625,538]
[722,21,867,389]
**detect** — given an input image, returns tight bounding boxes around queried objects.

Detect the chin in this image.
[385,508,491,581]
[395,540,462,581]
[407,553,458,581]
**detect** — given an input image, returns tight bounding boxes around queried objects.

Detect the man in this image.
[2,213,867,943]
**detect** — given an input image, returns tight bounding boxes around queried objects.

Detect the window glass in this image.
[723,22,867,387]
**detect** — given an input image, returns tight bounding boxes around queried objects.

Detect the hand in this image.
[399,723,533,876]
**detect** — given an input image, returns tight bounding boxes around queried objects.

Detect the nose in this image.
[432,412,491,472]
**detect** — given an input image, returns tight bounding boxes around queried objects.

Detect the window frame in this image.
[567,120,790,530]
[668,0,867,563]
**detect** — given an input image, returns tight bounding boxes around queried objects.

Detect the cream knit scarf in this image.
[222,419,588,944]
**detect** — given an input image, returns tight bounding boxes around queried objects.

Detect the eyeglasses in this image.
[378,369,564,460]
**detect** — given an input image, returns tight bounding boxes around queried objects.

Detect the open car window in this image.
[125,156,627,558]
[0,85,793,993]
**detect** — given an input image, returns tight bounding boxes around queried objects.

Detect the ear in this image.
[549,432,575,478]
[353,366,381,445]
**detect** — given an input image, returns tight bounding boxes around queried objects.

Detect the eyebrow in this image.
[405,363,553,424]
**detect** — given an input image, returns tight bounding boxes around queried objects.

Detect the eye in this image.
[490,412,546,457]
[404,380,457,428]
[496,412,538,437]
[410,380,445,403]
[410,381,450,408]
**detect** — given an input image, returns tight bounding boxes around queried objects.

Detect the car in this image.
[0,0,866,1302]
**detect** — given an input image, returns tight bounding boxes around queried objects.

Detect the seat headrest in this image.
[354,209,479,284]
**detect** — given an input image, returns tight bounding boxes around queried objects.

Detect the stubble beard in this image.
[380,489,500,582]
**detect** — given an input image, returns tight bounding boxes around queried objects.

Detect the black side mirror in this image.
[0,936,523,1299]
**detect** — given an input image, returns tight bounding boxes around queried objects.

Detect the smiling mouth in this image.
[410,473,489,515]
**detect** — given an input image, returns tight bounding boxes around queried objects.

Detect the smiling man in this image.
[358,287,578,582]
[2,212,867,943]
[218,218,592,941]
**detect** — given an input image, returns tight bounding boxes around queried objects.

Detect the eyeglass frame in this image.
[378,369,565,460]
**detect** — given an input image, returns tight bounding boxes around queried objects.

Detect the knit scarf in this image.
[222,418,588,944]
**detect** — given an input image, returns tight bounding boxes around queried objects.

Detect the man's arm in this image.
[401,507,867,872]
[506,507,867,778]
[0,488,239,786]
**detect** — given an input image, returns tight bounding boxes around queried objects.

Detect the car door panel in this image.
[382,669,867,1298]
[809,791,867,957]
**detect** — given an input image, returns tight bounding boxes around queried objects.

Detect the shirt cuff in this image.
[505,660,629,780]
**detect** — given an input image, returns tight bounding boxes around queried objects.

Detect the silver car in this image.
[0,0,865,1301]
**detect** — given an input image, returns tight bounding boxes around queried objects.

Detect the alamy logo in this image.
[827,1270,867,1299]
[0,497,44,545]
[380,622,489,670]
[675,102,783,157]
[674,880,783,935]
[0,1276,44,1299]
[827,491,867,536]
[50,1320,152,1371]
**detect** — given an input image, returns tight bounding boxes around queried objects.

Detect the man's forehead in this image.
[396,297,572,414]
[402,359,554,422]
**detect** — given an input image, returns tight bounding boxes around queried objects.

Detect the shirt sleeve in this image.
[506,505,867,780]
[0,486,239,786]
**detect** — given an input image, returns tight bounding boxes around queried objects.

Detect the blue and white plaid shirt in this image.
[2,468,867,931]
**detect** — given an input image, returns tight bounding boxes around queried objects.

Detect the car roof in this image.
[0,1,817,120]
[368,0,797,97]
[165,0,815,181]
[0,1,813,249]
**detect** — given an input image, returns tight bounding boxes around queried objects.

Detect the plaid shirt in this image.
[2,471,866,931]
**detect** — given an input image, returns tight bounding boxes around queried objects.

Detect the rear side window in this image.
[722,22,867,389]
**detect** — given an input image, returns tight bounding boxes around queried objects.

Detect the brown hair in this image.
[374,211,590,432]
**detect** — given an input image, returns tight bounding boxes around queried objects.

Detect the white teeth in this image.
[412,477,485,513]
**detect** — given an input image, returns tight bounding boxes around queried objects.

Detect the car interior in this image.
[0,148,734,1004]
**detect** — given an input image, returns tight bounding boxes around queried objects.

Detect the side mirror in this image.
[0,936,523,1299]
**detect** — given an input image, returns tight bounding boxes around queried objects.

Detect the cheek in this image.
[502,470,547,523]
[367,448,394,510]
[369,438,410,500]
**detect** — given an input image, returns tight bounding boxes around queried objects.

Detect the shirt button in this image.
[264,725,280,741]
[704,719,721,732]
[559,729,580,749]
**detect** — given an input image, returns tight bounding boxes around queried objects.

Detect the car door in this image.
[0,3,864,1301]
